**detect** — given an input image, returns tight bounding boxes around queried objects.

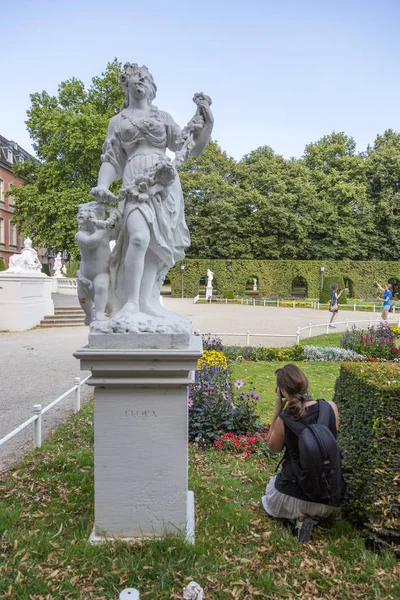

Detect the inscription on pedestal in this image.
[125,410,158,419]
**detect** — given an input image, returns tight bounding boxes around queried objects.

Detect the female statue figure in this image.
[90,63,213,329]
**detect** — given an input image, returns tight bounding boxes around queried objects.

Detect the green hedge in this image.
[167,259,400,299]
[333,363,400,553]
[0,258,5,271]
[320,275,348,304]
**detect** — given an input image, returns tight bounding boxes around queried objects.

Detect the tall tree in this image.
[302,132,372,260]
[12,60,124,255]
[236,146,318,259]
[365,129,400,260]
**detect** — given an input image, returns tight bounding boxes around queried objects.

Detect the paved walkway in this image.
[0,298,383,471]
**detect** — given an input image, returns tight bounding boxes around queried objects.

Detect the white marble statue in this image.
[207,269,214,286]
[253,277,258,292]
[86,62,213,338]
[75,202,120,325]
[53,252,65,278]
[7,238,42,274]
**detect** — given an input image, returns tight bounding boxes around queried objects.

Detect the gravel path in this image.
[0,297,383,471]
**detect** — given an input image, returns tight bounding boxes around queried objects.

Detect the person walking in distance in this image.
[376,282,392,322]
[328,283,343,328]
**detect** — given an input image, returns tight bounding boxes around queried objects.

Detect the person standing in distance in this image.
[328,283,343,328]
[376,282,392,322]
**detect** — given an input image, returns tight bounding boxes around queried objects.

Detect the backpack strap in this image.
[317,399,333,426]
[279,410,306,436]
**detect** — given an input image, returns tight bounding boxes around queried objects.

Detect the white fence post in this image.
[277,298,280,307]
[368,319,372,328]
[346,319,349,330]
[263,299,266,307]
[253,298,255,306]
[74,377,81,414]
[296,327,301,345]
[353,304,356,311]
[308,323,312,337]
[293,300,295,308]
[373,304,375,313]
[33,404,42,448]
[246,330,250,345]
[317,302,320,310]
[326,322,330,334]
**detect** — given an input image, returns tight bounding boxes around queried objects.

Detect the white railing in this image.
[55,277,78,295]
[0,375,90,449]
[196,317,400,347]
[193,296,399,313]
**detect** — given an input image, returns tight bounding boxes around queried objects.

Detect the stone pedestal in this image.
[0,272,54,331]
[74,335,202,543]
[206,285,213,299]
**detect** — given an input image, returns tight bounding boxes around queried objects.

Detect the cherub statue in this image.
[53,252,65,277]
[75,202,120,325]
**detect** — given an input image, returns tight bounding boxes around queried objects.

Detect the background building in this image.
[0,135,33,268]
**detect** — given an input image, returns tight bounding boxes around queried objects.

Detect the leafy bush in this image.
[341,323,400,359]
[188,365,261,444]
[223,345,304,362]
[303,345,364,362]
[333,363,400,552]
[320,275,348,304]
[0,258,5,271]
[201,334,224,352]
[41,263,50,276]
[223,289,234,299]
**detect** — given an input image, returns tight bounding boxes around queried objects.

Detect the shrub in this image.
[341,323,400,359]
[223,345,304,362]
[303,345,364,362]
[188,366,261,443]
[0,258,5,271]
[320,275,347,304]
[333,363,400,552]
[223,289,234,299]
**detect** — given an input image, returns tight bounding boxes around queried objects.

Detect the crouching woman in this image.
[262,364,341,542]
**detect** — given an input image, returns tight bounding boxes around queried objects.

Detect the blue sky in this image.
[1,0,399,160]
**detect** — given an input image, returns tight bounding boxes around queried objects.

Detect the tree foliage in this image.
[12,61,400,261]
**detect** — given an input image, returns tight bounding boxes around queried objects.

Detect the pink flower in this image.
[234,379,244,389]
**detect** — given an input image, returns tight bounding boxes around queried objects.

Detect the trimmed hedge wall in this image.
[320,275,348,304]
[333,363,400,553]
[167,259,400,299]
[0,258,5,271]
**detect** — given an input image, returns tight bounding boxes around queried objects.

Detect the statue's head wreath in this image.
[120,63,157,108]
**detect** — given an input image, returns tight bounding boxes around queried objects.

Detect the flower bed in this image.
[341,323,400,359]
[188,352,262,444]
[214,431,270,456]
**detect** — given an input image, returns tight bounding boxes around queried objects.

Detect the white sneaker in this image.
[329,324,336,328]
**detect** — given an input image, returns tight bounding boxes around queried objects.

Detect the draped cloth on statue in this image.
[100,108,190,312]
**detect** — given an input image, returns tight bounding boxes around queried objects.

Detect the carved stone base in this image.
[89,311,192,349]
[74,336,202,542]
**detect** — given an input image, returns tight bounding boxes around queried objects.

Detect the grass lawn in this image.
[229,361,341,422]
[1,363,399,599]
[300,332,344,347]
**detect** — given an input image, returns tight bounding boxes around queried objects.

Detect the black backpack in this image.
[280,400,345,507]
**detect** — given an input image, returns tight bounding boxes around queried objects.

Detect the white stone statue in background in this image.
[7,238,42,274]
[53,252,65,278]
[253,277,258,292]
[88,62,213,339]
[75,201,120,325]
[207,269,214,286]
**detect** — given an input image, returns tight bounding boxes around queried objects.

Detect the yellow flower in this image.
[198,350,228,370]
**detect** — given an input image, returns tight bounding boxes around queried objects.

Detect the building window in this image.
[7,148,13,163]
[0,179,4,203]
[9,221,17,246]
[0,218,4,244]
[8,182,15,206]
